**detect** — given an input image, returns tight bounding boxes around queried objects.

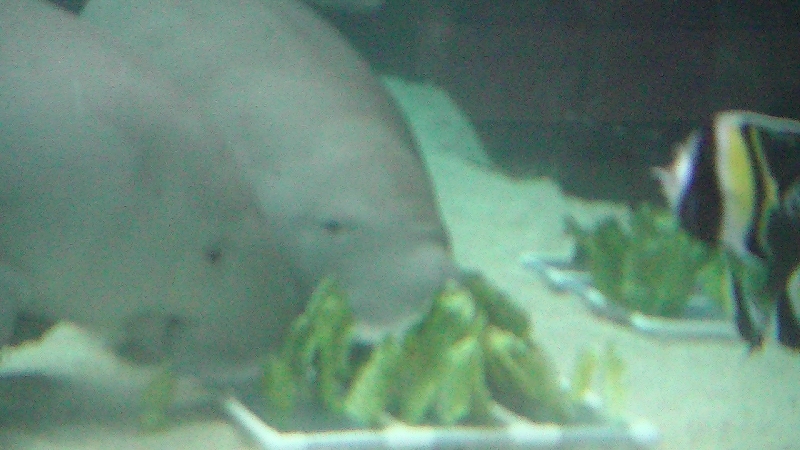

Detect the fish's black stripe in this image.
[742,124,772,259]
[776,289,800,350]
[678,126,722,245]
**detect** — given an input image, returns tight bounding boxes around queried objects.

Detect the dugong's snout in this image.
[345,234,457,343]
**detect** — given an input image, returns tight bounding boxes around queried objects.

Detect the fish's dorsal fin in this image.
[717,110,800,136]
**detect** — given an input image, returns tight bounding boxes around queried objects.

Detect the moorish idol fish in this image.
[653,110,800,351]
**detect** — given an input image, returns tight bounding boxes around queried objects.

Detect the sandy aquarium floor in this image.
[3,150,800,450]
[427,151,800,450]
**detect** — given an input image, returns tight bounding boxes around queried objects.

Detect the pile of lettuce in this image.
[566,203,727,318]
[261,274,578,428]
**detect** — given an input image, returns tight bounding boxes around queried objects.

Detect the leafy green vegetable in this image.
[567,203,726,317]
[391,279,489,424]
[436,335,487,424]
[602,343,626,416]
[484,327,575,424]
[568,343,627,417]
[461,272,531,338]
[342,338,400,425]
[570,347,598,402]
[262,355,296,412]
[262,275,578,428]
[263,276,354,413]
[139,367,177,431]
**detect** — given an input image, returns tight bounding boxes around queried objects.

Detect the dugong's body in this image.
[0,0,454,381]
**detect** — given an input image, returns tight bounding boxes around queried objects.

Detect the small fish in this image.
[653,110,800,351]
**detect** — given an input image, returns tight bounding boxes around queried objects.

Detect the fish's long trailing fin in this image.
[777,267,800,350]
[729,270,765,351]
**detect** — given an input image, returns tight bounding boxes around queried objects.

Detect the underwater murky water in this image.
[3,1,800,449]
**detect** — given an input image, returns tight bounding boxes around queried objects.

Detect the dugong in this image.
[1,0,454,382]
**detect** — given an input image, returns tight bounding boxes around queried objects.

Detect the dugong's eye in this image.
[322,219,344,235]
[205,244,222,263]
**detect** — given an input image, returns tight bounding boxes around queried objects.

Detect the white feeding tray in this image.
[223,395,659,450]
[521,250,739,342]
[1,321,660,449]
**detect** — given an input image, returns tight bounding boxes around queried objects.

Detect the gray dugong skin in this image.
[1,0,300,378]
[308,0,385,12]
[1,0,454,380]
[80,0,456,340]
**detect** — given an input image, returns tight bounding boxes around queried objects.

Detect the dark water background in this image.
[320,0,800,203]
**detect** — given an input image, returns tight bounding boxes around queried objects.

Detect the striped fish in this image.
[653,110,800,351]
